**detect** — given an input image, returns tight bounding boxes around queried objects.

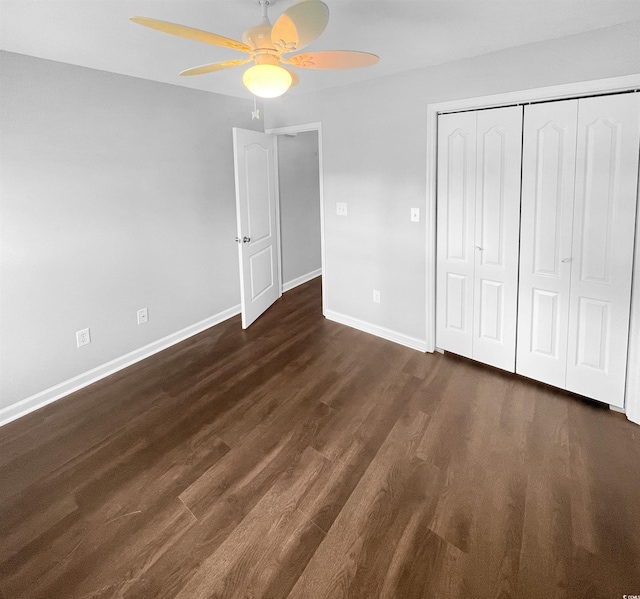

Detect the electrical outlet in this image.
[336,202,348,216]
[137,307,148,325]
[76,328,91,348]
[411,207,420,222]
[373,289,381,304]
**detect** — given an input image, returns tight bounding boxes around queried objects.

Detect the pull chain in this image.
[252,95,260,120]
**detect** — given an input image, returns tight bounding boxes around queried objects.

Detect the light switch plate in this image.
[336,202,348,216]
[137,307,148,325]
[411,208,420,222]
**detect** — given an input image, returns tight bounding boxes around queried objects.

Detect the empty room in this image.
[1,1,640,597]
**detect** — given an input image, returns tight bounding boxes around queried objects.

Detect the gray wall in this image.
[0,51,259,411]
[265,20,640,345]
[277,131,321,285]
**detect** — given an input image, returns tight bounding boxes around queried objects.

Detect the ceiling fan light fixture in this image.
[243,63,292,98]
[131,0,378,98]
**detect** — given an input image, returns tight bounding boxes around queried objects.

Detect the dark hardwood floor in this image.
[1,277,640,598]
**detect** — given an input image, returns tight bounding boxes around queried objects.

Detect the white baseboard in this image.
[324,310,427,352]
[0,305,241,428]
[282,268,322,293]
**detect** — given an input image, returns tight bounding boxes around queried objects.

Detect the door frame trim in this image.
[425,74,640,421]
[266,122,326,313]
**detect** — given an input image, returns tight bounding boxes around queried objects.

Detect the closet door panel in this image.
[566,93,640,407]
[473,105,523,371]
[436,111,477,357]
[516,100,577,387]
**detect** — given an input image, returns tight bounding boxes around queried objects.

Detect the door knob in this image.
[475,246,484,251]
[562,257,572,263]
[243,236,251,243]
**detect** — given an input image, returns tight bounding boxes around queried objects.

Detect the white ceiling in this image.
[2,1,640,99]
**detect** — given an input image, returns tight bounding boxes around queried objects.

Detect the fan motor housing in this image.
[243,18,275,51]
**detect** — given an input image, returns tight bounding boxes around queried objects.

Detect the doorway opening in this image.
[272,127,323,307]
[233,122,325,328]
[268,122,325,312]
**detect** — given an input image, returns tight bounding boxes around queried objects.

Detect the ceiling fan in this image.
[130,0,379,99]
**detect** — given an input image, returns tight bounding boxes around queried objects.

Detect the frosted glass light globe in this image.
[243,64,292,99]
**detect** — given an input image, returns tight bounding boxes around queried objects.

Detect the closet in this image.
[436,105,523,371]
[436,92,640,408]
[517,93,640,406]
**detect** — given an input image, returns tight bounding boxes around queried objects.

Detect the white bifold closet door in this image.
[517,93,640,407]
[566,94,640,407]
[436,106,523,371]
[516,99,578,388]
[436,111,476,359]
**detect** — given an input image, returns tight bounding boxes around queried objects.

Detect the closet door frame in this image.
[426,74,640,423]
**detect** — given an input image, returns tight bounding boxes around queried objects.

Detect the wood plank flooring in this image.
[1,277,640,598]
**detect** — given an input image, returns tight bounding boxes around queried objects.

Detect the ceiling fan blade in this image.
[271,0,329,53]
[130,16,251,53]
[286,50,379,70]
[180,58,252,77]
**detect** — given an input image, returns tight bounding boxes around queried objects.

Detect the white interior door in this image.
[233,127,280,329]
[566,93,640,407]
[472,106,523,371]
[517,99,578,387]
[436,111,477,358]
